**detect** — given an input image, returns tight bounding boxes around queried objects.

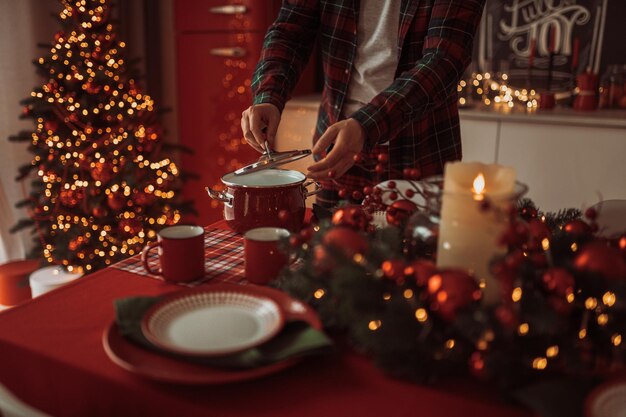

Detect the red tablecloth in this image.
[0,220,533,417]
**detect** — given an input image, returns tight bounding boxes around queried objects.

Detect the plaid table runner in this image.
[113,228,246,286]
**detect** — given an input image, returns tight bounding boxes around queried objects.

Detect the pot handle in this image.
[205,187,233,205]
[302,180,322,198]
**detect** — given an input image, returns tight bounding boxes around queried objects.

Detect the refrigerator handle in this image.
[209,47,247,58]
[209,5,248,14]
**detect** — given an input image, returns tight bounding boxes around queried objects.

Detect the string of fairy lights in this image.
[458,71,539,110]
[293,203,626,376]
[26,0,182,273]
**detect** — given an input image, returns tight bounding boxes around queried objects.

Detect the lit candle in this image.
[437,162,517,305]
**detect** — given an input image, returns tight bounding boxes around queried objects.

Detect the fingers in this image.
[311,126,337,157]
[308,140,345,173]
[241,104,281,153]
[241,108,264,153]
[307,129,355,180]
[249,109,267,149]
[265,111,280,148]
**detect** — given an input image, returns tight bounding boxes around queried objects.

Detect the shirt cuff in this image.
[253,92,286,113]
[350,104,384,151]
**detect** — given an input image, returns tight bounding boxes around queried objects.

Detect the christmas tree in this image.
[9,0,194,274]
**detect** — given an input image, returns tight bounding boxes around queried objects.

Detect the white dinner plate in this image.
[141,289,284,357]
[586,377,626,417]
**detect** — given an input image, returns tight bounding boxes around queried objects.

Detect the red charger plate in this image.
[102,283,321,384]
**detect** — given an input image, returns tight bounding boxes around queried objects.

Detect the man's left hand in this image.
[307,118,365,180]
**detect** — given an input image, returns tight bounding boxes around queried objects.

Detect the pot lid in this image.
[233,148,311,176]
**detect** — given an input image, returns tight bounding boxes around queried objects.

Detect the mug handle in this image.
[141,241,163,276]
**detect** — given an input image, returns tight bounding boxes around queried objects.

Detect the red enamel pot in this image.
[206,169,321,233]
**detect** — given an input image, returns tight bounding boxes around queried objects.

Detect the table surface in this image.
[0,220,533,417]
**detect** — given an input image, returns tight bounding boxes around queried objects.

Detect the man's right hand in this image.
[241,103,281,153]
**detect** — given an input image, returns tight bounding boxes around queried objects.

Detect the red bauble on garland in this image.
[574,242,626,279]
[381,259,407,284]
[527,218,551,250]
[426,269,482,322]
[322,227,369,260]
[386,200,418,227]
[564,219,593,237]
[332,206,369,231]
[542,267,576,314]
[405,259,437,286]
[542,267,575,295]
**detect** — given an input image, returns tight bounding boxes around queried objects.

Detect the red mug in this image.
[141,225,205,283]
[538,91,555,109]
[244,227,291,284]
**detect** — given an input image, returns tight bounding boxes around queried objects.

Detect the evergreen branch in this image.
[8,133,32,142]
[9,219,35,234]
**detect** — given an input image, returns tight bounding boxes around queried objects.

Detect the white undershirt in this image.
[343,0,401,119]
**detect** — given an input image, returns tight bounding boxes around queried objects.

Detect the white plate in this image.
[586,378,626,417]
[141,289,284,357]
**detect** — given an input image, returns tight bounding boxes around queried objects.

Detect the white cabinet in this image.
[460,118,498,164]
[460,109,626,212]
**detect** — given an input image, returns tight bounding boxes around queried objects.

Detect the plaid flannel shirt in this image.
[252,0,485,207]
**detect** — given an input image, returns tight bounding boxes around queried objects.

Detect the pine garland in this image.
[277,200,626,387]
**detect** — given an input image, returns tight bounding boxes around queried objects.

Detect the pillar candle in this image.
[436,162,517,305]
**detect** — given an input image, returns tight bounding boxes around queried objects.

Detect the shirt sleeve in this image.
[251,0,321,113]
[350,0,486,149]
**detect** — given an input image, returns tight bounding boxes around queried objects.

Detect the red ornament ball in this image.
[584,207,598,221]
[386,200,418,227]
[527,218,551,250]
[542,267,575,297]
[405,259,437,286]
[90,162,113,184]
[332,206,369,231]
[133,191,156,206]
[59,189,84,208]
[495,305,519,330]
[107,192,126,211]
[574,242,626,279]
[469,351,489,380]
[563,219,593,237]
[381,259,407,284]
[92,206,107,218]
[44,120,58,132]
[426,269,482,322]
[84,81,102,94]
[322,227,369,260]
[119,218,142,235]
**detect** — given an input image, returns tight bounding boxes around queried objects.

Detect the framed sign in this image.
[474,0,623,91]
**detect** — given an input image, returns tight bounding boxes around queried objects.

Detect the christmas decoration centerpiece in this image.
[277,161,626,387]
[8,0,194,273]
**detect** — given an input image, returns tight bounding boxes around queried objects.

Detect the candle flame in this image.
[472,173,486,195]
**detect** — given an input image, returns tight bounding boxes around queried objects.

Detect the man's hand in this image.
[307,118,365,180]
[241,103,281,153]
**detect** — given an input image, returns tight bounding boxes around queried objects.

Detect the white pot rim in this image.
[221,169,306,189]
